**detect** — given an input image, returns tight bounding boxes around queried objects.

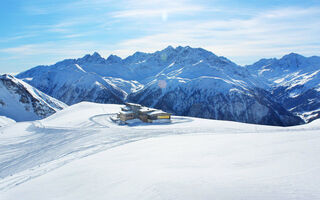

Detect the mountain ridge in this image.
[16,46,319,125]
[0,74,67,121]
[246,52,320,122]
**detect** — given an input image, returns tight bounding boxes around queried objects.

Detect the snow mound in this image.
[0,116,15,127]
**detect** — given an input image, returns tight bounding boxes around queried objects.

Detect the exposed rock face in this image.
[0,74,67,122]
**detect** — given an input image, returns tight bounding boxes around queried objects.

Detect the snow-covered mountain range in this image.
[247,53,320,122]
[15,59,125,105]
[16,46,319,125]
[0,74,67,122]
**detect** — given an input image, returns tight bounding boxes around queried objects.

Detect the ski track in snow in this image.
[0,109,210,192]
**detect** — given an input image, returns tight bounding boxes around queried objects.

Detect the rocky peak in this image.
[106,54,123,64]
[0,74,14,80]
[0,75,66,122]
[279,53,306,68]
[77,52,105,64]
[123,51,150,64]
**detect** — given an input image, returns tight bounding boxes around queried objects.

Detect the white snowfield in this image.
[0,102,320,200]
[0,116,15,127]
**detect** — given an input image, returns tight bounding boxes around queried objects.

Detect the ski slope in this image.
[1,102,320,200]
[0,116,15,127]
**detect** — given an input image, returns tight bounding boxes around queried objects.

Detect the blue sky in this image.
[0,0,320,74]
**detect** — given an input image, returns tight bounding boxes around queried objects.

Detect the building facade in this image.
[117,103,171,123]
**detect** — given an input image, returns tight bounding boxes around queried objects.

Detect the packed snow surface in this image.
[0,116,15,127]
[1,102,320,200]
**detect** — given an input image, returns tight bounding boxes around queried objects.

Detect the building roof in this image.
[147,110,171,116]
[139,107,157,113]
[121,106,131,111]
[125,102,141,107]
[119,110,134,115]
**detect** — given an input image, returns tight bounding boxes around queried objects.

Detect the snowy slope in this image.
[103,77,144,94]
[0,74,67,122]
[247,53,320,122]
[16,57,126,105]
[17,46,303,126]
[0,116,15,127]
[129,76,303,126]
[0,102,320,200]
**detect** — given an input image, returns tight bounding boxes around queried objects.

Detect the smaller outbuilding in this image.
[147,110,171,122]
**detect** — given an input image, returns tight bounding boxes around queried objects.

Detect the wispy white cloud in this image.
[23,5,51,15]
[0,41,104,60]
[0,33,39,43]
[110,2,204,21]
[3,1,320,73]
[110,6,320,64]
[27,19,89,34]
[22,0,116,15]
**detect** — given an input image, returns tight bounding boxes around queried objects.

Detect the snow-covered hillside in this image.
[125,47,302,126]
[17,46,304,126]
[247,53,320,122]
[128,76,302,126]
[0,102,320,200]
[16,60,125,105]
[0,74,67,122]
[0,116,15,127]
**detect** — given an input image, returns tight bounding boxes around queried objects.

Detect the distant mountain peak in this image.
[281,52,304,60]
[133,51,149,57]
[78,52,105,64]
[164,45,174,51]
[0,74,21,86]
[176,45,191,50]
[287,52,301,56]
[123,51,150,64]
[106,54,122,63]
[1,74,13,79]
[249,52,309,71]
[92,51,101,57]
